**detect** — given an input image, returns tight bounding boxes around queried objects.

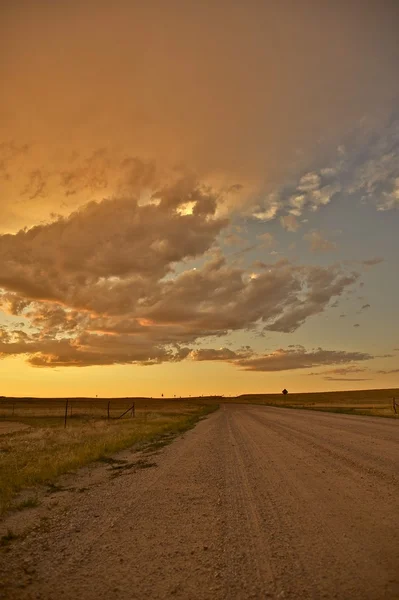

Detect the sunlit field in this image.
[0,398,217,514]
[224,388,399,418]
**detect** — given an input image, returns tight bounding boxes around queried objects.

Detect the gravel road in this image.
[1,404,398,599]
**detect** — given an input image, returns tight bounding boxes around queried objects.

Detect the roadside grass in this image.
[0,402,217,515]
[269,404,399,419]
[220,389,399,419]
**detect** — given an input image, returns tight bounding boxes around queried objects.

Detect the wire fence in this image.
[0,398,136,427]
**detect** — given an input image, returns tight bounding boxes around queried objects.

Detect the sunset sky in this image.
[1,1,398,397]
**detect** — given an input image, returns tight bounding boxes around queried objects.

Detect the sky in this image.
[0,0,398,397]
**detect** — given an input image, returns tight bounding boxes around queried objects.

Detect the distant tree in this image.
[282,389,288,395]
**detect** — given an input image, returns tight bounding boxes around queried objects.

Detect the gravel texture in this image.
[1,404,398,599]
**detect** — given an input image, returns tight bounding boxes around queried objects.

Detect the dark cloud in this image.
[266,265,358,333]
[323,377,372,381]
[309,365,368,379]
[58,151,159,199]
[231,347,372,372]
[324,366,367,376]
[361,257,384,266]
[356,303,371,314]
[0,191,360,367]
[140,257,359,336]
[190,348,251,362]
[21,169,48,200]
[0,178,227,306]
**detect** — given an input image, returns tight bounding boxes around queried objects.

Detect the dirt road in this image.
[1,405,398,599]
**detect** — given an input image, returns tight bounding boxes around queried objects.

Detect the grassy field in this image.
[224,388,399,418]
[0,398,217,514]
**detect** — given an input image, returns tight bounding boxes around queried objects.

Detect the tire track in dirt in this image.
[247,408,399,483]
[229,408,322,599]
[222,407,322,599]
[220,407,278,598]
[239,411,368,597]
[239,406,399,599]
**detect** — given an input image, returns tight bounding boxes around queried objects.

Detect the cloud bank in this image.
[0,177,362,368]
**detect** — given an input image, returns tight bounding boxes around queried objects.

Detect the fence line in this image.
[0,398,137,427]
[62,399,135,426]
[116,404,136,420]
[64,399,69,428]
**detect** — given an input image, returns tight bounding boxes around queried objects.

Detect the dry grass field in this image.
[0,398,217,514]
[227,388,399,418]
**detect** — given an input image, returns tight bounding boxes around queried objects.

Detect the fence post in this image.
[393,397,397,414]
[107,401,110,420]
[131,402,135,418]
[64,399,69,428]
[12,402,15,417]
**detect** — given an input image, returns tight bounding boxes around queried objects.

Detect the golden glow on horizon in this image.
[0,356,397,398]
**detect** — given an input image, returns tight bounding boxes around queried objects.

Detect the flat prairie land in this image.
[0,389,397,512]
[223,387,399,418]
[0,398,217,514]
[0,422,30,435]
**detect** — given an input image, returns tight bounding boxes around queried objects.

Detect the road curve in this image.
[1,404,398,599]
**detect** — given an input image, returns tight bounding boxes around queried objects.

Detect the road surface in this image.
[1,404,398,599]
